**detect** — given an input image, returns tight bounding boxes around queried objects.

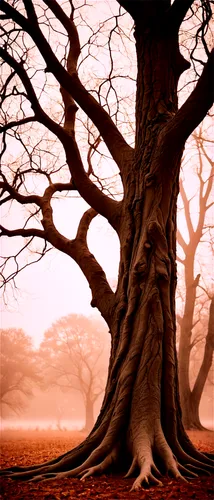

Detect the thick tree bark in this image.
[0,0,213,491]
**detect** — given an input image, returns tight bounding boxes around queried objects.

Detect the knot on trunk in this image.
[145,173,156,187]
[147,220,163,242]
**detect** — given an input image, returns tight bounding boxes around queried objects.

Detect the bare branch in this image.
[75,208,97,241]
[43,0,80,66]
[0,48,68,142]
[0,225,45,239]
[176,255,185,265]
[0,180,41,206]
[0,48,121,227]
[206,202,214,211]
[167,49,214,145]
[179,179,194,238]
[72,209,116,326]
[0,116,36,133]
[177,228,188,252]
[0,238,50,289]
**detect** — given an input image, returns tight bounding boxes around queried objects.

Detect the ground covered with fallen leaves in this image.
[0,429,213,499]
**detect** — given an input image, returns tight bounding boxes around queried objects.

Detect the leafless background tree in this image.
[39,314,109,432]
[177,126,213,429]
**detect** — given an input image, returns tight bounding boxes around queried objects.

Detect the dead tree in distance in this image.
[177,129,214,429]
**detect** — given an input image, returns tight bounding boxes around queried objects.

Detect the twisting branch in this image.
[72,209,116,326]
[1,184,115,323]
[75,208,97,241]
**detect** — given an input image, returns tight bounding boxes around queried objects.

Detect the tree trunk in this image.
[84,397,94,432]
[178,252,213,429]
[178,258,199,428]
[179,395,204,431]
[190,297,214,429]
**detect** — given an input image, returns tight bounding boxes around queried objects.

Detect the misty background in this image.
[0,308,213,432]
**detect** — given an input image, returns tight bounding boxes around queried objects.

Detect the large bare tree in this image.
[177,128,214,429]
[0,0,213,490]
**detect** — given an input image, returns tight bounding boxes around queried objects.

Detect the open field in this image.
[0,429,213,499]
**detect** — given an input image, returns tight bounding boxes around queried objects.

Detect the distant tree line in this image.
[1,301,213,432]
[0,315,110,431]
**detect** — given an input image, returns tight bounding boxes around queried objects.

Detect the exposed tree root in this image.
[1,426,212,491]
[177,429,214,466]
[204,453,214,459]
[172,444,214,471]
